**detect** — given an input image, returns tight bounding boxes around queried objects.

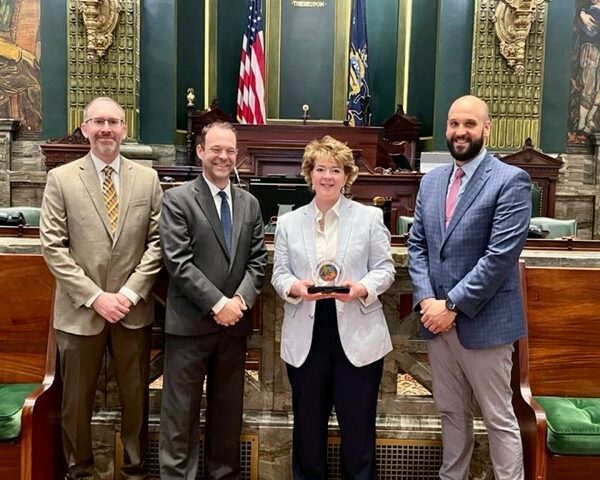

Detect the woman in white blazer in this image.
[271,135,396,480]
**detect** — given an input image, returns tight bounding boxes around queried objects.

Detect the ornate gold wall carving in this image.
[79,0,120,59]
[67,0,139,138]
[472,0,548,150]
[493,0,546,74]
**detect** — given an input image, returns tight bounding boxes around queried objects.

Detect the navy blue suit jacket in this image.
[408,153,531,349]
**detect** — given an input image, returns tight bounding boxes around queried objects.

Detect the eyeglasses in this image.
[85,117,124,128]
[207,146,237,157]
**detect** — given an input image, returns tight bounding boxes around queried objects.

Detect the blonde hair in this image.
[301,135,359,191]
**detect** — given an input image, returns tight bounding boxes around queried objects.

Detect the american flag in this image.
[236,0,266,124]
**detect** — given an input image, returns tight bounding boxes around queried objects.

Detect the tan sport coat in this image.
[40,154,163,335]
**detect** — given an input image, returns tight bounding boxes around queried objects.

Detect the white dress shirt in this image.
[202,175,245,315]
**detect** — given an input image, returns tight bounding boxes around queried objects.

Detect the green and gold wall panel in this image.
[471,0,548,151]
[67,0,140,138]
[265,0,350,120]
[209,0,400,124]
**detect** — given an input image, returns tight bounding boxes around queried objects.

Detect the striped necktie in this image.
[102,166,119,234]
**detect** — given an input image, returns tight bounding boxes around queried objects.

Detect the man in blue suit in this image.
[408,95,531,480]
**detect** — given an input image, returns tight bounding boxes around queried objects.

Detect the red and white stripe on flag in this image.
[236,0,266,124]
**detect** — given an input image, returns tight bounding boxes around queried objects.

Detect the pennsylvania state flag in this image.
[347,0,371,126]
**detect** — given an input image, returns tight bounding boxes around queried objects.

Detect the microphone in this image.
[233,165,248,190]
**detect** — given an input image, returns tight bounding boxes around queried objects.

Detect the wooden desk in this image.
[184,104,421,170]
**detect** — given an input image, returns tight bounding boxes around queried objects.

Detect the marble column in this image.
[590,133,600,238]
[0,119,20,207]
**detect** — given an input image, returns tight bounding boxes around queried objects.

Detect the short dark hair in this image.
[199,121,237,146]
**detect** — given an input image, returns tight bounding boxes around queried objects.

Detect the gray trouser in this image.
[428,328,524,480]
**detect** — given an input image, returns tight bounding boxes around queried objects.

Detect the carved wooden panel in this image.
[499,142,563,217]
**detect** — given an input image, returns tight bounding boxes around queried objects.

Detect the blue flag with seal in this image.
[347,0,371,126]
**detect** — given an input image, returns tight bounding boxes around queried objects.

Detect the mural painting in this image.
[0,0,41,132]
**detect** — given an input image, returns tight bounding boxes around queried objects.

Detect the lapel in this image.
[113,156,134,243]
[301,201,317,269]
[194,176,230,258]
[336,196,353,266]
[78,154,114,237]
[437,164,453,233]
[442,154,492,244]
[229,185,247,268]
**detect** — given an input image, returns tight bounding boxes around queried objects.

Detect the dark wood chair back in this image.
[0,254,65,480]
[513,264,600,480]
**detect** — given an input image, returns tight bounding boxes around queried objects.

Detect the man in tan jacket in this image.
[40,97,162,480]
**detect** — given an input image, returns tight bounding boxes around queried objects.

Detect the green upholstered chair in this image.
[0,206,41,226]
[534,397,600,456]
[531,182,542,217]
[512,265,600,480]
[529,216,577,239]
[397,216,414,235]
[0,254,65,479]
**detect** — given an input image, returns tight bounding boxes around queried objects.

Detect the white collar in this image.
[91,153,120,175]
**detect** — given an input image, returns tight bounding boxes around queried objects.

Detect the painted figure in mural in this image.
[574,0,600,133]
[0,0,41,131]
[0,0,12,28]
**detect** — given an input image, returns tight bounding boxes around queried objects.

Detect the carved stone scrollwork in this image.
[79,0,120,59]
[493,0,547,73]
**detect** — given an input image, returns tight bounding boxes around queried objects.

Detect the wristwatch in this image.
[445,298,459,313]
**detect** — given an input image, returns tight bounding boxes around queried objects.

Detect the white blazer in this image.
[271,196,395,367]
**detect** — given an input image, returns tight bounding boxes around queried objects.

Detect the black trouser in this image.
[159,331,247,480]
[286,299,383,480]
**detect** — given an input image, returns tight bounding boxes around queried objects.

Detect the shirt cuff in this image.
[359,283,376,307]
[284,279,302,304]
[212,296,228,315]
[119,286,140,306]
[85,290,103,308]
[235,293,246,307]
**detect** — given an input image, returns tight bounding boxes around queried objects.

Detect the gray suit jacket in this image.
[408,153,532,349]
[40,154,163,335]
[271,196,395,367]
[159,176,267,337]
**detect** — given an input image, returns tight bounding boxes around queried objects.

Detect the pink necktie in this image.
[445,167,464,228]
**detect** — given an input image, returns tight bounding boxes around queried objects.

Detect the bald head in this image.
[448,95,489,123]
[446,95,491,163]
[83,96,125,122]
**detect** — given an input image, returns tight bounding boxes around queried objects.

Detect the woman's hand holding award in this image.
[307,259,351,294]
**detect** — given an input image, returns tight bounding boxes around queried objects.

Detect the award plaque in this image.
[307,259,350,294]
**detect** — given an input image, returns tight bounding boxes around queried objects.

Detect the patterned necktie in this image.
[102,166,119,234]
[218,190,232,252]
[445,167,464,228]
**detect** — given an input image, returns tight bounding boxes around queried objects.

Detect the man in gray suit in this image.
[408,95,531,480]
[40,97,163,479]
[159,121,267,480]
